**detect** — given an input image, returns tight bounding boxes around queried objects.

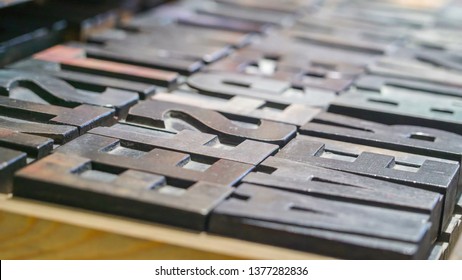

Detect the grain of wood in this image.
[0,194,330,260]
[0,211,237,260]
[0,194,461,259]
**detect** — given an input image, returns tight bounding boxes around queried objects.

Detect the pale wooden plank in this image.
[0,211,237,260]
[0,194,330,260]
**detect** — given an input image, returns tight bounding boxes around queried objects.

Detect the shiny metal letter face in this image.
[275,137,459,230]
[0,69,136,117]
[54,133,253,186]
[209,183,433,259]
[13,153,233,230]
[125,100,296,146]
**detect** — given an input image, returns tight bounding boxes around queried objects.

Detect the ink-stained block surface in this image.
[152,91,320,127]
[0,127,54,193]
[0,69,133,117]
[54,133,253,186]
[13,153,234,230]
[275,136,460,230]
[125,100,297,146]
[245,156,443,240]
[210,183,433,259]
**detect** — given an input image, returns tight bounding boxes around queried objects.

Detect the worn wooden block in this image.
[171,1,295,26]
[86,24,252,73]
[0,128,54,193]
[54,133,253,186]
[329,76,462,135]
[325,2,437,29]
[209,183,433,259]
[301,112,462,198]
[33,45,179,87]
[1,0,460,261]
[213,0,316,14]
[79,25,209,74]
[13,153,233,230]
[122,21,254,49]
[0,127,53,159]
[245,156,443,240]
[238,42,366,80]
[282,29,393,56]
[369,53,462,87]
[0,96,114,140]
[204,48,356,93]
[89,124,276,165]
[187,72,337,108]
[69,41,203,76]
[251,31,381,67]
[0,147,27,193]
[0,69,135,117]
[276,136,460,230]
[295,13,410,42]
[300,112,462,163]
[125,100,296,146]
[355,75,462,100]
[149,4,271,33]
[8,59,157,99]
[152,91,320,127]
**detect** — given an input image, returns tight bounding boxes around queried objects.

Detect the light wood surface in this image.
[0,211,237,260]
[0,194,330,260]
